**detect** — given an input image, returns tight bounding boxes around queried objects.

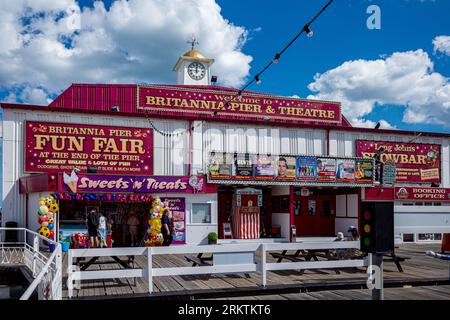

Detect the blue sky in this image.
[0,0,449,135]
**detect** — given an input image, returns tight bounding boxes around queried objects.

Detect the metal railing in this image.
[67,241,367,298]
[0,227,62,300]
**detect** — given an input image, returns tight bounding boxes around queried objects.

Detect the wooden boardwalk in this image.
[63,243,450,299]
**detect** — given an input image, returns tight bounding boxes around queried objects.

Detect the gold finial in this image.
[187,34,199,50]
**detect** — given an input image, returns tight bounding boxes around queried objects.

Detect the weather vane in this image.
[187,34,199,50]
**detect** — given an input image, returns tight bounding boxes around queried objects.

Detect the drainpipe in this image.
[326,128,330,156]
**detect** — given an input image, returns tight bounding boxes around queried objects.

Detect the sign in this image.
[356,140,440,184]
[25,121,153,174]
[394,187,450,202]
[59,174,203,194]
[161,197,186,244]
[381,160,396,185]
[208,152,233,179]
[137,85,341,125]
[222,222,233,238]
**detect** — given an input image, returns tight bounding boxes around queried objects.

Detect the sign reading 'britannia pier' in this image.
[137,85,342,124]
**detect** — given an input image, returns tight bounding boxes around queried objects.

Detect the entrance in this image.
[293,191,335,237]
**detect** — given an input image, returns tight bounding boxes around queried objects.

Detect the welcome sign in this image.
[137,85,341,124]
[356,140,441,184]
[25,121,153,174]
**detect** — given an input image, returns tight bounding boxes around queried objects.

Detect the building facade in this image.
[1,48,450,245]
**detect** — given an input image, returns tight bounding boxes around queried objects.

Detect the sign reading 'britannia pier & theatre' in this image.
[137,85,342,125]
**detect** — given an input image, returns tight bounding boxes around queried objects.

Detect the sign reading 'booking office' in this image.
[137,85,341,125]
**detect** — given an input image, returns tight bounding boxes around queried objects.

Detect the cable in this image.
[228,0,335,103]
[142,108,203,137]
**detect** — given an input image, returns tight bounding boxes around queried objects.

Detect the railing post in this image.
[55,244,62,300]
[67,249,73,299]
[146,247,153,294]
[260,243,267,287]
[32,235,39,277]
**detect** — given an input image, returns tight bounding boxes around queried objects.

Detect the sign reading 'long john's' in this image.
[25,121,153,174]
[137,85,341,124]
[356,140,441,184]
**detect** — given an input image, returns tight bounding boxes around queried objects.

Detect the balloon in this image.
[49,203,59,213]
[39,200,46,206]
[47,212,54,218]
[38,205,49,215]
[48,223,54,230]
[41,221,49,228]
[48,217,54,224]
[49,230,55,239]
[71,194,77,200]
[39,227,50,238]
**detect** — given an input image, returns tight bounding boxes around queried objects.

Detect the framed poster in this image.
[316,158,336,182]
[208,152,233,179]
[253,154,275,180]
[297,156,317,181]
[336,159,355,182]
[275,156,296,180]
[235,153,253,179]
[355,159,374,183]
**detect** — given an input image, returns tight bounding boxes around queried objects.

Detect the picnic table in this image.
[270,249,343,274]
[184,253,213,266]
[76,255,135,271]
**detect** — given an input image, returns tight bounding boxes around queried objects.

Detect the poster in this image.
[356,140,441,184]
[208,152,233,179]
[316,158,336,182]
[296,157,317,181]
[25,121,153,174]
[235,153,253,179]
[161,197,186,244]
[335,159,355,182]
[355,159,374,183]
[308,200,316,216]
[253,154,275,179]
[275,156,297,180]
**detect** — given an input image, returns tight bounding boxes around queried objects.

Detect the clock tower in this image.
[173,38,214,85]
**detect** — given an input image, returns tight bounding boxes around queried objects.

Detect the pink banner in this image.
[356,140,440,184]
[137,85,341,124]
[25,121,153,174]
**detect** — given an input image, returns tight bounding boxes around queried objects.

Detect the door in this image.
[294,195,336,237]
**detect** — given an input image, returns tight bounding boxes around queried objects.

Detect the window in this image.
[415,202,424,206]
[434,202,442,206]
[418,233,442,241]
[402,234,414,242]
[424,202,433,206]
[402,202,414,206]
[192,203,211,224]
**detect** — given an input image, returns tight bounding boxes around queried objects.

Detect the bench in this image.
[184,255,212,267]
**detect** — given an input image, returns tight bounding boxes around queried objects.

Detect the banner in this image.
[137,85,341,125]
[356,140,440,183]
[235,154,253,179]
[208,152,233,179]
[395,187,450,202]
[59,174,204,194]
[25,121,153,174]
[161,197,186,244]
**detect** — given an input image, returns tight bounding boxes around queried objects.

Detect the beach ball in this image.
[39,227,50,238]
[49,203,59,213]
[48,217,54,224]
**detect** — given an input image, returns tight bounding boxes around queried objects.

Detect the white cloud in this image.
[351,118,396,130]
[307,49,450,127]
[0,0,252,104]
[433,35,450,56]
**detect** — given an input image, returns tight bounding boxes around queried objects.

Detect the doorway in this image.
[293,194,335,237]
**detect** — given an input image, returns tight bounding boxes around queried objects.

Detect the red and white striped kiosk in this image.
[232,188,262,239]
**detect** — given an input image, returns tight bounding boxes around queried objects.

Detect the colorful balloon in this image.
[48,223,54,230]
[39,227,50,238]
[41,221,49,228]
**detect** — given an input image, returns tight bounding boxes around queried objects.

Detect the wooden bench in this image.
[184,255,212,267]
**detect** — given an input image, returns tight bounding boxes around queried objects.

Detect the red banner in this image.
[25,121,153,174]
[137,85,341,124]
[356,140,440,183]
[395,187,450,202]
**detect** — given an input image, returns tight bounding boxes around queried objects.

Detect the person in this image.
[161,208,173,246]
[336,162,344,179]
[98,213,107,248]
[332,232,346,259]
[426,250,450,260]
[347,226,363,257]
[355,162,364,179]
[86,209,98,248]
[277,157,287,177]
[121,213,129,246]
[127,212,140,246]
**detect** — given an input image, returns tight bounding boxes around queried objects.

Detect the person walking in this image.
[86,209,98,248]
[127,212,140,246]
[161,209,173,246]
[98,213,107,248]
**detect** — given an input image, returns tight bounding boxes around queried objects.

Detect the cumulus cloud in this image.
[433,35,450,56]
[307,49,450,127]
[351,119,396,130]
[0,0,252,105]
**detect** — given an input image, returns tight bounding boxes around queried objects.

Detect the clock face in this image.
[187,62,206,80]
